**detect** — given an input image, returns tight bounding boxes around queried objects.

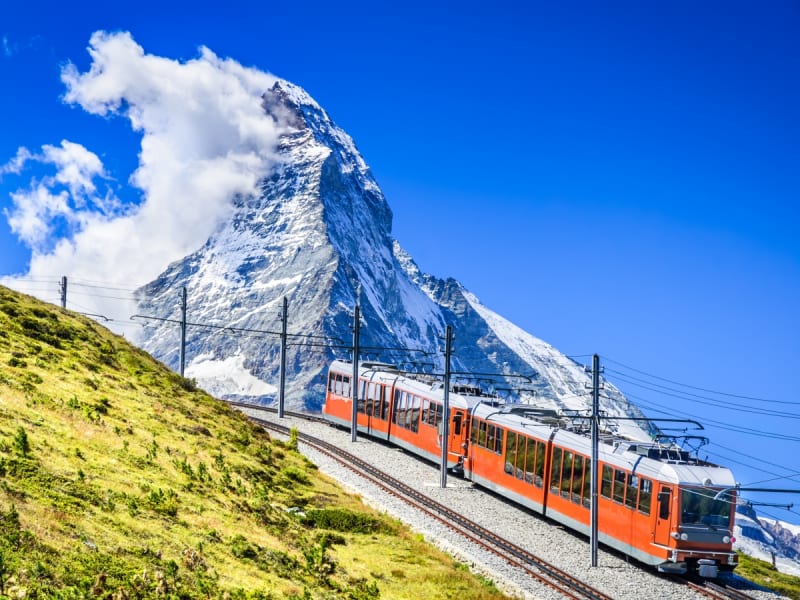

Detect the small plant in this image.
[288,427,299,451]
[13,426,30,457]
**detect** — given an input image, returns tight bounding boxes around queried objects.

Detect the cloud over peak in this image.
[2,31,293,320]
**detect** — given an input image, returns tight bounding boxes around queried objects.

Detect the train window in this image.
[453,413,463,436]
[639,479,652,515]
[494,427,504,454]
[393,390,406,425]
[523,438,536,484]
[613,469,627,504]
[381,386,390,420]
[487,425,496,451]
[560,451,573,498]
[572,454,584,504]
[516,435,536,483]
[359,380,367,401]
[433,402,442,426]
[551,448,562,494]
[601,465,613,499]
[470,418,480,445]
[505,431,517,476]
[342,375,351,398]
[658,487,671,520]
[581,460,591,507]
[421,399,430,424]
[534,441,545,487]
[626,475,639,509]
[409,395,421,433]
[328,373,335,393]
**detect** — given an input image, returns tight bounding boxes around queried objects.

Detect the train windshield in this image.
[680,487,733,528]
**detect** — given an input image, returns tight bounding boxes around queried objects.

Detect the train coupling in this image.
[697,559,719,579]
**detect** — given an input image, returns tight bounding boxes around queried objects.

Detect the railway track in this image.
[683,579,757,600]
[235,403,614,599]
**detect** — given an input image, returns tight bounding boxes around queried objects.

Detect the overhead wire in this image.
[604,356,793,405]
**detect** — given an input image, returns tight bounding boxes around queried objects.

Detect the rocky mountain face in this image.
[734,505,800,575]
[135,79,649,440]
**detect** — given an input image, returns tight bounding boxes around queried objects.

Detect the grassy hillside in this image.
[736,553,800,599]
[0,285,505,599]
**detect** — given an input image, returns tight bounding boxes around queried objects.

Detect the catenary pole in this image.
[60,276,67,309]
[179,287,187,377]
[351,301,361,442]
[278,296,288,418]
[590,353,600,567]
[440,325,453,488]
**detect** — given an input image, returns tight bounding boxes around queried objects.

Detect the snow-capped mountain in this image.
[734,505,800,576]
[134,79,651,440]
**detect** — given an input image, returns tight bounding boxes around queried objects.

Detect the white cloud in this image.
[2,140,111,250]
[0,147,34,176]
[2,31,290,324]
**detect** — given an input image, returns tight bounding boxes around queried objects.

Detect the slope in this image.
[0,285,505,599]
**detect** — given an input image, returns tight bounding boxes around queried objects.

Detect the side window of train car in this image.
[523,437,537,485]
[534,441,545,488]
[392,390,404,425]
[638,478,652,515]
[613,469,627,504]
[517,435,530,482]
[658,486,671,520]
[328,373,335,393]
[357,380,366,414]
[572,454,585,505]
[380,385,390,420]
[341,375,351,398]
[550,447,562,494]
[487,425,497,452]
[505,431,517,475]
[581,459,591,507]
[409,395,421,433]
[601,465,613,499]
[490,426,504,454]
[626,474,639,509]
[560,450,574,498]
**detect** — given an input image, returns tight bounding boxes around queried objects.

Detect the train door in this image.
[449,410,467,455]
[654,485,673,546]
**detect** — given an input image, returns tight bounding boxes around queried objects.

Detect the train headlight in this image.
[671,532,679,539]
[723,536,731,543]
[680,533,689,541]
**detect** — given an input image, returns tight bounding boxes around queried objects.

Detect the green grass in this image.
[734,552,800,599]
[0,285,509,599]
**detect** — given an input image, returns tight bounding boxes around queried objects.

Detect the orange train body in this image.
[323,360,738,577]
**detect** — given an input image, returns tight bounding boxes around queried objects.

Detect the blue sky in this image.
[1,1,799,524]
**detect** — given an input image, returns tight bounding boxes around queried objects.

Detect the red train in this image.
[322,360,739,578]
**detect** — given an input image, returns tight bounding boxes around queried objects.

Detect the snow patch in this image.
[186,353,276,397]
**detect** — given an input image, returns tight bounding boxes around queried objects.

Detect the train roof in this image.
[474,402,736,488]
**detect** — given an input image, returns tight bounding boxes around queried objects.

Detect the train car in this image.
[323,360,477,471]
[466,403,738,577]
[323,361,738,578]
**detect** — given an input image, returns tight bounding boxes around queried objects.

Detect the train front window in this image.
[680,488,733,528]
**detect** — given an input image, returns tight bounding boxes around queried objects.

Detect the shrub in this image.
[13,427,30,457]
